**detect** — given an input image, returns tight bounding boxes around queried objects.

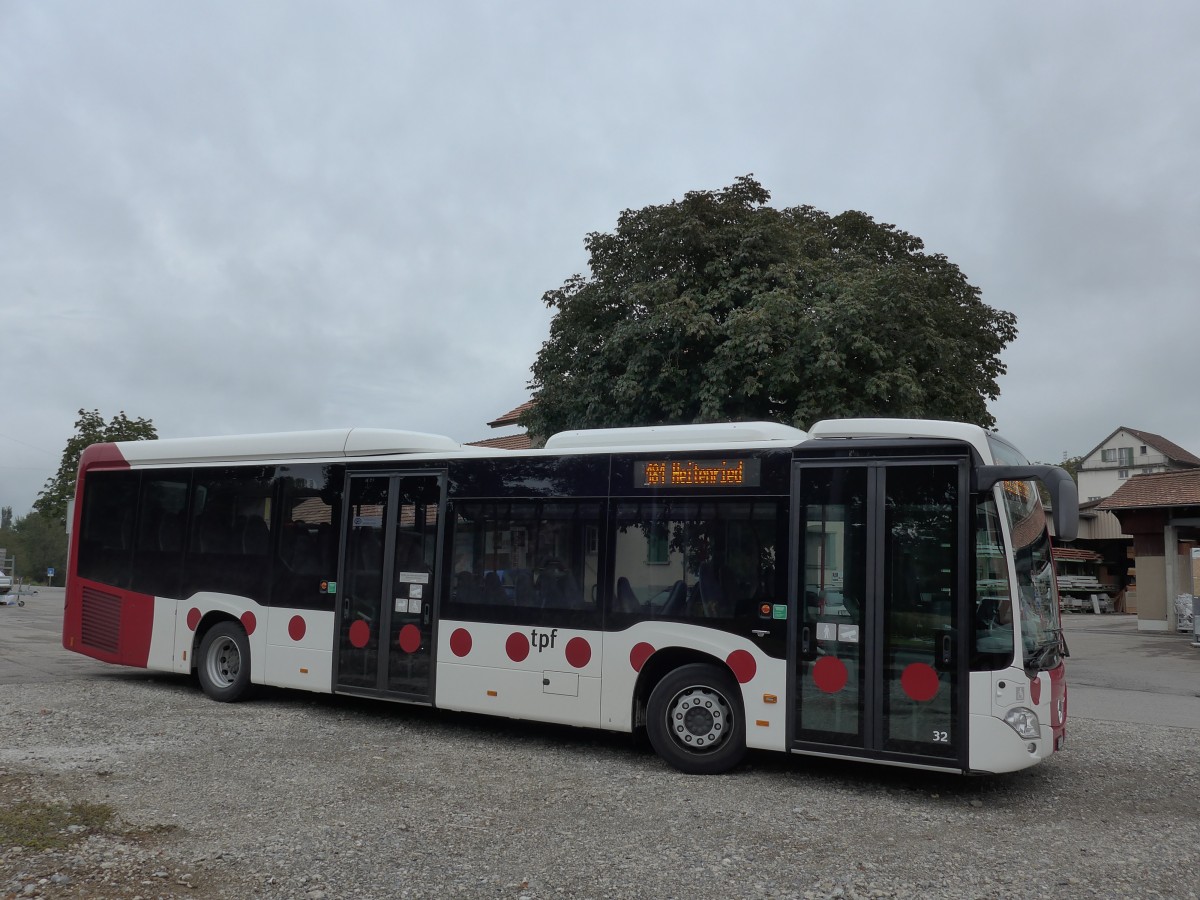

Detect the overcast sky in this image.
[2,2,1198,516]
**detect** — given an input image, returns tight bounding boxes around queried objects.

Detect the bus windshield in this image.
[988,438,1063,671]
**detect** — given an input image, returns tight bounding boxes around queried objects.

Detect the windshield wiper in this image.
[1025,643,1057,670]
[1025,630,1066,671]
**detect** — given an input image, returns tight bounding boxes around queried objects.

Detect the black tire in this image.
[646,663,746,774]
[197,621,252,702]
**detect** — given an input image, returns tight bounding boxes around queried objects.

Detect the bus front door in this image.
[791,460,968,768]
[335,472,445,701]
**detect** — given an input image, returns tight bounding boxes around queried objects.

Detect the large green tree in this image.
[33,409,157,523]
[524,176,1017,438]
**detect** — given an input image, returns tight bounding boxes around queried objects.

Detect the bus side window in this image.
[445,501,601,626]
[78,470,140,590]
[271,470,341,611]
[181,467,274,606]
[129,474,191,600]
[612,500,784,623]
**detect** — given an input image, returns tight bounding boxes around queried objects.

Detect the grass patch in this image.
[0,799,115,850]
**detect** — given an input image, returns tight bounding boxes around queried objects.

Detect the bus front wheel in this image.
[198,622,251,702]
[646,663,746,774]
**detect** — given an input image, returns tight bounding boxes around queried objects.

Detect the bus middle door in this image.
[790,459,969,767]
[335,471,445,702]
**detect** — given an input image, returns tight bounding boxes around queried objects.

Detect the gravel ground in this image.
[1,671,1197,900]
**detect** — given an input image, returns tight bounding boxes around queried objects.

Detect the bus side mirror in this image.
[973,465,1079,542]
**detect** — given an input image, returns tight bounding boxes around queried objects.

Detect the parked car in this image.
[0,571,12,595]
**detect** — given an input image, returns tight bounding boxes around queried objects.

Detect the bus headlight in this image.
[1003,707,1041,740]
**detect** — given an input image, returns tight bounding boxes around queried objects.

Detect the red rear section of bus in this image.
[62,443,156,668]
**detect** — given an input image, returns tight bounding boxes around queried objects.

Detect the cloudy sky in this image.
[2,2,1198,516]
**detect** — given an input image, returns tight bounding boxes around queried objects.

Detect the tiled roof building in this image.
[466,400,537,451]
[1097,468,1200,633]
[1099,470,1200,511]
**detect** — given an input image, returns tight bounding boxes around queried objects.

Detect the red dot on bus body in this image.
[629,642,655,672]
[398,624,421,654]
[506,631,530,662]
[349,620,371,649]
[186,608,201,631]
[812,656,849,694]
[726,649,757,684]
[901,662,940,703]
[288,615,306,642]
[565,637,591,668]
[450,628,472,658]
[240,611,257,636]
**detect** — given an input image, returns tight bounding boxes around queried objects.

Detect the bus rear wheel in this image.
[646,663,746,774]
[198,622,251,702]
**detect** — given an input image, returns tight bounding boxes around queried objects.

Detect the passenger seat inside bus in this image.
[615,576,641,614]
[660,579,688,616]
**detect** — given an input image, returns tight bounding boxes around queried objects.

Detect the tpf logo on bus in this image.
[529,628,559,652]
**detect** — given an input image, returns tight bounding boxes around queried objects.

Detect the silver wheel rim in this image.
[666,684,733,753]
[205,635,241,689]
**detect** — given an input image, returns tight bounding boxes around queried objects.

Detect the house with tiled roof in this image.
[1099,469,1200,632]
[1077,426,1200,503]
[465,400,538,450]
[1057,427,1200,619]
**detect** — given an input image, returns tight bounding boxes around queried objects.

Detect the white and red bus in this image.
[63,418,1077,775]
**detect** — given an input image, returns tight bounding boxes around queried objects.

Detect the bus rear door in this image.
[791,458,970,768]
[335,471,445,701]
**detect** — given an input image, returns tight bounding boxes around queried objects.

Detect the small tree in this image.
[524,176,1017,439]
[34,409,157,523]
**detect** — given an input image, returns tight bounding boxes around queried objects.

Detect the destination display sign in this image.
[634,458,761,489]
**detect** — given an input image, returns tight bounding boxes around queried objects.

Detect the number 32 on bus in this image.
[63,418,1077,775]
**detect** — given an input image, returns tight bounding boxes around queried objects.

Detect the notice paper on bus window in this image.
[397,572,430,584]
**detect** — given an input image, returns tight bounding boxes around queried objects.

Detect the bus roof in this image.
[806,418,994,461]
[543,421,808,450]
[108,428,467,467]
[96,418,1000,469]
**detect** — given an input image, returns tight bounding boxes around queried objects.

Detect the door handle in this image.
[423,603,431,626]
[800,624,814,659]
[941,633,953,666]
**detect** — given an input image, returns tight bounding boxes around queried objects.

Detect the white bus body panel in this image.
[174,592,269,682]
[968,715,1047,773]
[965,668,1051,773]
[435,621,603,728]
[600,623,787,753]
[148,597,178,671]
[264,608,335,693]
[167,593,335,693]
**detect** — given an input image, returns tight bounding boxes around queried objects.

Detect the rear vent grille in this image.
[81,588,122,653]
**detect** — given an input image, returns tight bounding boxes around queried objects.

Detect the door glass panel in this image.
[796,467,867,747]
[881,465,958,756]
[386,477,440,696]
[338,476,388,690]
